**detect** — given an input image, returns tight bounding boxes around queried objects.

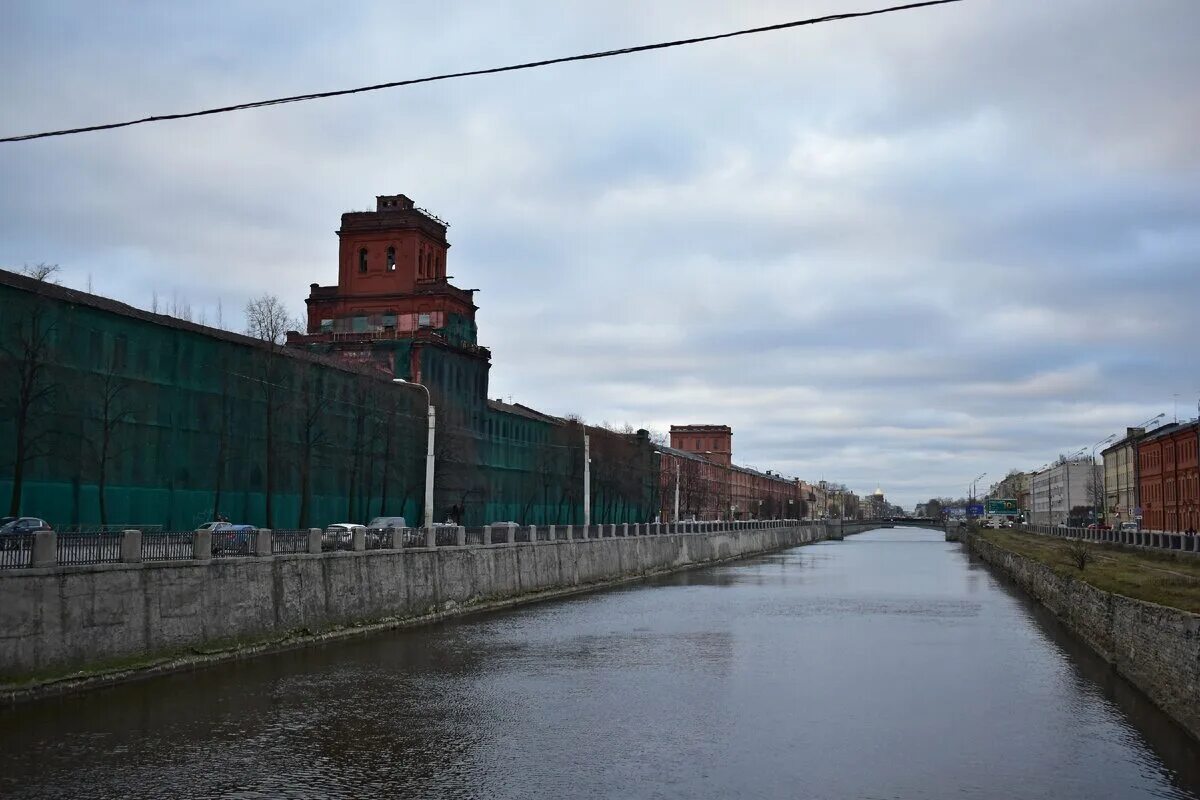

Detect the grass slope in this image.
[980,529,1200,614]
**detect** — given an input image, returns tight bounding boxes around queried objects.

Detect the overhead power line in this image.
[2,0,962,144]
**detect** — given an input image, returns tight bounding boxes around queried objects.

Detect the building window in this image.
[359,248,368,273]
[386,247,396,272]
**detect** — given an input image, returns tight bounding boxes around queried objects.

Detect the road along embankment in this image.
[964,530,1200,742]
[0,520,866,701]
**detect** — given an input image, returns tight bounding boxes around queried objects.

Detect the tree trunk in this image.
[264,390,274,528]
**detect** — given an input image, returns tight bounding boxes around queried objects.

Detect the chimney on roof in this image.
[376,194,415,211]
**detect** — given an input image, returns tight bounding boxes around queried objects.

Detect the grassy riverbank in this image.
[978,529,1200,614]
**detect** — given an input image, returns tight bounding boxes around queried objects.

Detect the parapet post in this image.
[120,529,142,563]
[309,528,324,554]
[456,526,466,546]
[621,523,629,538]
[31,531,57,568]
[529,525,539,544]
[255,529,273,557]
[390,527,406,549]
[353,528,367,551]
[425,526,437,548]
[192,530,212,561]
[506,525,516,546]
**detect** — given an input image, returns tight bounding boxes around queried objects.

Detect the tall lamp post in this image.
[970,473,987,516]
[1090,433,1117,524]
[654,450,680,523]
[393,379,435,531]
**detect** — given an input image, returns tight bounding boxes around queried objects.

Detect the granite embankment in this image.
[964,529,1200,741]
[0,521,865,699]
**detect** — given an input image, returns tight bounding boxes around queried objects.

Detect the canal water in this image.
[2,528,1198,799]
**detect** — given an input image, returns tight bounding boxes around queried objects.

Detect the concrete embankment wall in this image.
[1,522,859,693]
[965,532,1200,741]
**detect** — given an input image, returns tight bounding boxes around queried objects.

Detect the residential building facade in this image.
[1028,459,1102,526]
[1102,426,1148,527]
[1138,422,1200,532]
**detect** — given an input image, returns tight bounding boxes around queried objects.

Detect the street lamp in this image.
[1091,433,1117,524]
[654,450,680,523]
[970,472,987,510]
[393,379,435,531]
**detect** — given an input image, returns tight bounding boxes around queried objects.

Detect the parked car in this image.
[1086,523,1111,531]
[323,523,365,551]
[1119,521,1139,533]
[0,517,53,548]
[196,521,232,531]
[366,516,409,546]
[211,524,257,555]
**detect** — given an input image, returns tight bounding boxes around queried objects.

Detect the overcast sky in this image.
[2,0,1198,508]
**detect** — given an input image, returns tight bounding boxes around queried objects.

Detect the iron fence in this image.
[321,528,355,552]
[0,534,33,569]
[57,531,122,566]
[212,529,256,557]
[142,531,194,561]
[272,530,311,555]
[464,527,487,546]
[435,526,459,546]
[363,528,391,550]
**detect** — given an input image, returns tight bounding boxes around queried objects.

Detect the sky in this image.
[2,0,1198,509]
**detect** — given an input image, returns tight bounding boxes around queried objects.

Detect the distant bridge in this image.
[851,518,947,531]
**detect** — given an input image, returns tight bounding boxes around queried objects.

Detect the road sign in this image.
[947,507,967,519]
[985,498,1019,516]
[967,504,985,517]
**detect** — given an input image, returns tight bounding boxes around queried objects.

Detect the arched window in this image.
[386,246,396,272]
[358,248,368,273]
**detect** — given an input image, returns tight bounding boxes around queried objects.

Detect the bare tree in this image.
[244,294,302,346]
[2,268,61,514]
[210,374,234,523]
[88,353,136,525]
[295,367,329,529]
[244,293,303,527]
[21,262,61,283]
[1066,539,1093,571]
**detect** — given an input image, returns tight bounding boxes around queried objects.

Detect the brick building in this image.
[669,425,732,467]
[1138,422,1200,532]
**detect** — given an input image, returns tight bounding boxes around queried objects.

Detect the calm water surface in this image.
[2,528,1198,799]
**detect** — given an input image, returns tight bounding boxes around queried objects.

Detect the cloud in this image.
[2,0,1198,507]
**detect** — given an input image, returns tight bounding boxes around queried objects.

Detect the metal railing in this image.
[0,520,826,570]
[0,534,34,569]
[1015,523,1200,555]
[143,531,194,561]
[57,531,122,566]
[272,530,311,555]
[212,529,256,558]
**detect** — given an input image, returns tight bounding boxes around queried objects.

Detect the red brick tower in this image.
[288,194,490,394]
[670,425,733,467]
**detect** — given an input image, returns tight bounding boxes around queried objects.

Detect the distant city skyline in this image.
[2,0,1197,507]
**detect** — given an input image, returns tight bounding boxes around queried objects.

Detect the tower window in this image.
[358,248,368,273]
[386,246,396,272]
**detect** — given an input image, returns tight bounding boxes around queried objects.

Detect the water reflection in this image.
[0,527,1196,799]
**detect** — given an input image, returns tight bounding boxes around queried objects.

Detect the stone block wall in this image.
[967,534,1200,741]
[0,522,863,690]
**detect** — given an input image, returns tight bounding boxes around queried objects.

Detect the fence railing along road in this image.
[1017,522,1200,555]
[0,519,829,570]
